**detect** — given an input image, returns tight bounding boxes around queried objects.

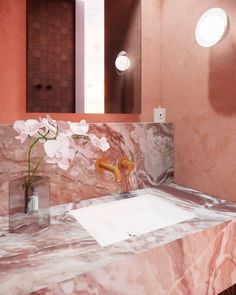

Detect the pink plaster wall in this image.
[162,0,236,202]
[0,0,162,124]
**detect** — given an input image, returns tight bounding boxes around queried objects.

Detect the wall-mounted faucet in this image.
[118,158,135,174]
[95,158,121,183]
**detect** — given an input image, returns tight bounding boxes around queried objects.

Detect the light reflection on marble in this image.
[0,123,174,216]
[0,185,235,294]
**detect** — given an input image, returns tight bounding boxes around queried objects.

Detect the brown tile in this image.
[40,36,48,45]
[33,22,41,30]
[27,0,75,113]
[55,46,61,54]
[33,50,41,58]
[48,25,55,34]
[61,27,68,35]
[55,20,61,27]
[48,45,54,53]
[61,54,68,61]
[40,64,48,73]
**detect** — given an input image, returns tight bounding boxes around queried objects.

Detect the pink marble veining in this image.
[0,122,174,216]
[0,184,235,295]
[32,221,236,295]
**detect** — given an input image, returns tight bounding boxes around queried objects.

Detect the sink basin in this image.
[70,194,196,246]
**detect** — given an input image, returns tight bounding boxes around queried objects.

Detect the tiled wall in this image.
[0,122,174,216]
[27,0,75,113]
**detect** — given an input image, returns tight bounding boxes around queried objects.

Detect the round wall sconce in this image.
[115,51,130,73]
[195,8,228,47]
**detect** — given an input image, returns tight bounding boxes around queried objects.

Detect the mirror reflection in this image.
[26,0,141,114]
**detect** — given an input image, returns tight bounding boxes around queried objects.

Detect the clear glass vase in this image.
[9,176,50,233]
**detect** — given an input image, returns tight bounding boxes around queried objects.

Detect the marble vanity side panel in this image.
[0,123,174,216]
[31,220,236,295]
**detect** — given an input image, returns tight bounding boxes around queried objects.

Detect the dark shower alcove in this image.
[26,0,75,113]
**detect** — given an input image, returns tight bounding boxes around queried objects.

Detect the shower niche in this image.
[27,0,75,113]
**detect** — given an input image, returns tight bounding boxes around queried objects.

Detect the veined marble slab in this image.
[0,184,235,295]
[0,123,174,216]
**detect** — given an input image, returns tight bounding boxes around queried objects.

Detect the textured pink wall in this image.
[0,0,161,123]
[162,0,236,202]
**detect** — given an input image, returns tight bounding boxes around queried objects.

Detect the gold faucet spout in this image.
[96,159,122,183]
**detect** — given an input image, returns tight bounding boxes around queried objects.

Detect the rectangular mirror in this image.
[26,0,141,114]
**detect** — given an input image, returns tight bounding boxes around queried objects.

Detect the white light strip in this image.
[84,0,104,113]
[75,0,105,114]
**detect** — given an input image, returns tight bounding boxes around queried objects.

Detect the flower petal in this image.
[15,133,28,143]
[13,120,26,134]
[89,134,110,152]
[58,159,71,170]
[57,121,73,137]
[41,116,58,137]
[69,120,89,135]
[44,140,63,158]
[44,134,76,171]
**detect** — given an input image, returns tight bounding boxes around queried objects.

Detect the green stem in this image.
[31,153,46,180]
[37,130,50,140]
[27,126,59,187]
[27,137,41,187]
[38,126,59,141]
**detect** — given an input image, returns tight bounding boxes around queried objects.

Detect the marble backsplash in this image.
[0,123,174,216]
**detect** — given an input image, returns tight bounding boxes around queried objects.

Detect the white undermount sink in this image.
[70,193,196,246]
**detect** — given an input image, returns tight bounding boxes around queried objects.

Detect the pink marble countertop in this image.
[0,184,236,295]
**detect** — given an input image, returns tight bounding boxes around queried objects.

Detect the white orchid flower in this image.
[13,119,44,143]
[13,115,110,177]
[89,134,110,152]
[41,115,58,137]
[44,134,77,170]
[69,120,89,135]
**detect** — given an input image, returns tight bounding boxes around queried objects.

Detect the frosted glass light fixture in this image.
[115,51,130,73]
[195,8,228,47]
